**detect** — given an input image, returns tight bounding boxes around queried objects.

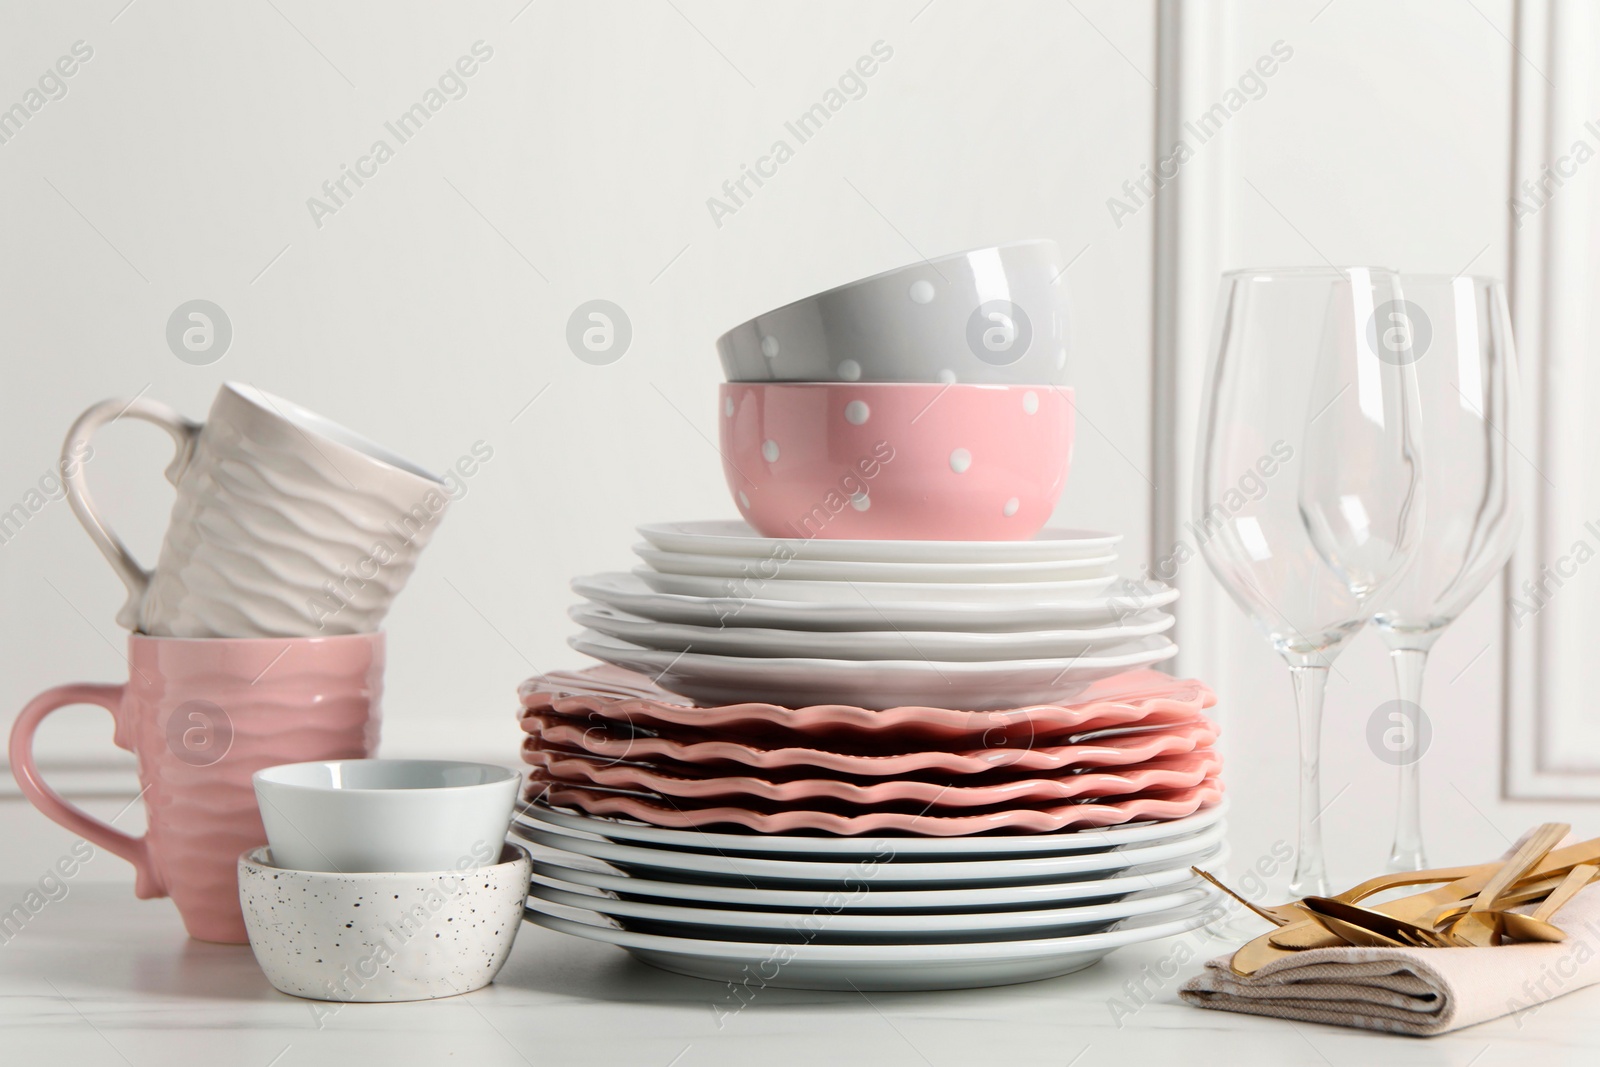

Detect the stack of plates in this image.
[568,522,1179,710]
[517,666,1223,835]
[516,667,1226,989]
[516,802,1228,991]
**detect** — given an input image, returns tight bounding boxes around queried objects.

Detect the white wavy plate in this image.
[633,543,1118,584]
[570,629,1178,710]
[633,567,1119,605]
[573,572,1178,633]
[524,897,1220,990]
[569,602,1174,662]
[512,818,1230,885]
[523,797,1228,857]
[636,521,1122,564]
[527,843,1227,908]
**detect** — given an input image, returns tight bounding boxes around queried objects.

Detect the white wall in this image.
[2,0,1584,895]
[0,0,1156,877]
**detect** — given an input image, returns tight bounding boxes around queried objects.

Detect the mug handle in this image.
[62,397,202,631]
[8,682,163,899]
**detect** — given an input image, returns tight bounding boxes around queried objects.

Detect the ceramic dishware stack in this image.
[514,681,1225,989]
[240,759,528,1003]
[10,383,451,942]
[517,620,1225,990]
[518,245,1227,990]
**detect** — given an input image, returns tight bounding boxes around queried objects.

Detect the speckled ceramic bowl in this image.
[238,842,530,1003]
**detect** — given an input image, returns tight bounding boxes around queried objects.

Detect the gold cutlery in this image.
[1230,834,1600,974]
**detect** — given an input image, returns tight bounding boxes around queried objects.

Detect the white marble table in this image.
[1,883,1593,1066]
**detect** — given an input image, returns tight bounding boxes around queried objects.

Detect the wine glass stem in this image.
[1288,664,1330,897]
[1387,647,1430,872]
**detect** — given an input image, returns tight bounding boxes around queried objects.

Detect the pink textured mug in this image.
[9,633,382,943]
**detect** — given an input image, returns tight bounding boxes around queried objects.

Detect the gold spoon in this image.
[1503,864,1597,942]
[1447,823,1570,946]
[1430,864,1597,944]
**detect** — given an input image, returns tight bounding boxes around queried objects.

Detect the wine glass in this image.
[1367,275,1519,872]
[1196,267,1425,895]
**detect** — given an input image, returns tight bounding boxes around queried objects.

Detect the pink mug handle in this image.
[9,682,163,898]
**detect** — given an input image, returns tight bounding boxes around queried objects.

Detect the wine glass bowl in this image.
[1366,275,1520,872]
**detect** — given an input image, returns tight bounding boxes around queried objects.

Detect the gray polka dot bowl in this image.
[716,240,1069,385]
[238,842,530,1003]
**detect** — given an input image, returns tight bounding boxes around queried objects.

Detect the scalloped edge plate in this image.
[519,665,1215,739]
[520,714,1219,775]
[521,777,1225,837]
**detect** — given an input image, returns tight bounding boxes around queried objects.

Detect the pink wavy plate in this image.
[521,776,1226,836]
[519,715,1220,776]
[518,666,1217,743]
[523,746,1223,807]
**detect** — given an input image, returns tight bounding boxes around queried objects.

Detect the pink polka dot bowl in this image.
[720,382,1074,541]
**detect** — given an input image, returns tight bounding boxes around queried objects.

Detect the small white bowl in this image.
[254,758,519,873]
[238,843,531,1003]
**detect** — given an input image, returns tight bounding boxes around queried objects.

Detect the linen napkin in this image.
[1179,883,1600,1035]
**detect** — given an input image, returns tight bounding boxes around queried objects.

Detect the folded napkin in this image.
[1180,885,1600,1035]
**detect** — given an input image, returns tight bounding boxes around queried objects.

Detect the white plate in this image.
[637,521,1123,564]
[569,602,1175,662]
[523,898,1219,990]
[512,819,1229,886]
[569,630,1179,710]
[524,799,1227,858]
[634,544,1118,584]
[573,572,1179,633]
[633,567,1119,605]
[529,877,1212,942]
[528,845,1227,909]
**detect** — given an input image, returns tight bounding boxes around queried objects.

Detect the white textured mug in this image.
[63,382,450,637]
